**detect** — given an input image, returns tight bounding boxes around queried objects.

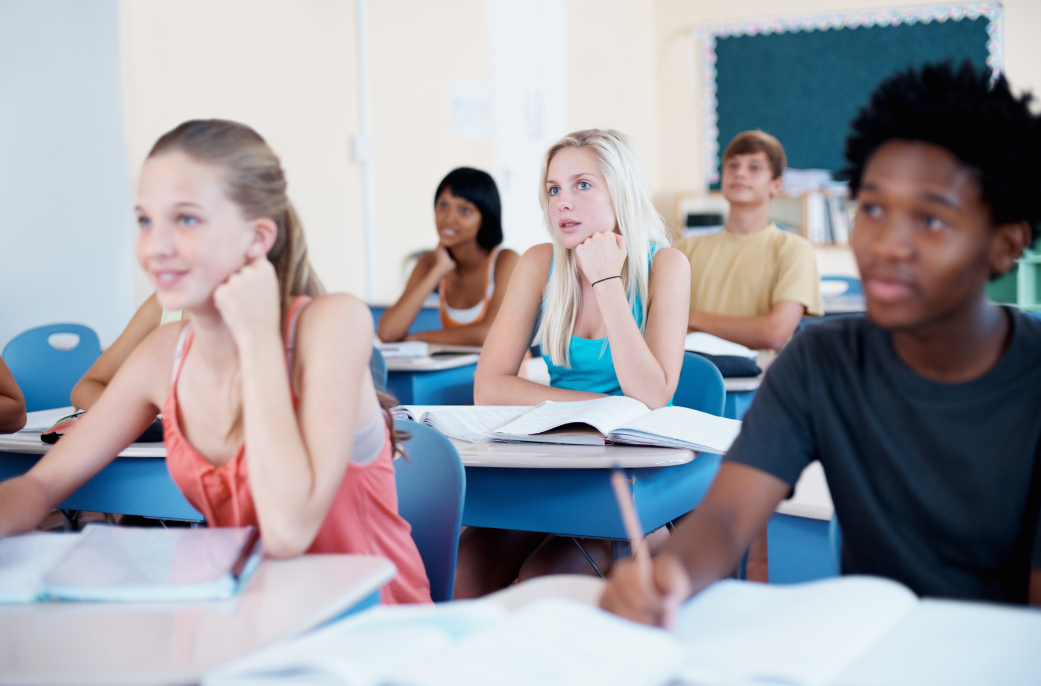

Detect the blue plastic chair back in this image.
[820,275,864,296]
[394,420,466,602]
[828,512,842,575]
[1028,311,1041,322]
[672,351,727,417]
[370,347,388,393]
[2,324,101,412]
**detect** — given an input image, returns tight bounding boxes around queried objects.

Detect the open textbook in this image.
[204,575,1041,686]
[377,341,482,360]
[396,397,741,453]
[488,396,742,453]
[203,597,687,686]
[0,525,261,603]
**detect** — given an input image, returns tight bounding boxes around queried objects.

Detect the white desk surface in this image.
[776,461,835,521]
[450,438,697,469]
[0,554,395,686]
[385,353,480,372]
[723,375,762,392]
[1,407,165,458]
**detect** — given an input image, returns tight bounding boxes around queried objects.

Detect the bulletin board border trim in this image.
[692,3,1004,186]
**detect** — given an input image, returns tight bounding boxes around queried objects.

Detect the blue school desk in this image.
[723,376,759,420]
[451,440,723,556]
[369,304,442,335]
[385,355,479,405]
[0,427,204,522]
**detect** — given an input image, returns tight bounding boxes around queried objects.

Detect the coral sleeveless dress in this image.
[162,296,432,604]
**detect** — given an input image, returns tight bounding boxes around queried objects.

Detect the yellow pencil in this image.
[610,469,651,571]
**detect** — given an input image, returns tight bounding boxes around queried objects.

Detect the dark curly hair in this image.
[844,61,1041,247]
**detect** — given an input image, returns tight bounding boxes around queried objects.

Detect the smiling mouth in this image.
[864,276,916,303]
[153,271,187,288]
[559,221,580,231]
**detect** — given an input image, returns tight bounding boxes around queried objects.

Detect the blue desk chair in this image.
[2,324,101,412]
[370,347,388,393]
[394,420,466,603]
[829,513,842,576]
[672,351,726,417]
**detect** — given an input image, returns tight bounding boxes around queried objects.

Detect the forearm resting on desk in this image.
[0,474,57,536]
[407,322,490,346]
[474,369,605,406]
[688,300,805,352]
[0,395,26,434]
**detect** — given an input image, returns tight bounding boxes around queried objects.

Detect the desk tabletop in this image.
[451,439,696,469]
[0,554,395,686]
[385,353,480,372]
[2,408,165,458]
[723,375,762,392]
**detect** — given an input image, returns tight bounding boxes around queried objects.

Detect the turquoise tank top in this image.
[541,245,670,401]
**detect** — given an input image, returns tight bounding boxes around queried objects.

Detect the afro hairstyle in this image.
[843,61,1041,247]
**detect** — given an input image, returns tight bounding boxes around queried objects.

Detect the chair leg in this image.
[610,539,632,562]
[60,509,80,532]
[570,537,606,579]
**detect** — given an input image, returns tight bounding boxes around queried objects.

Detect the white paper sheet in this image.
[673,577,918,686]
[491,397,649,437]
[0,532,80,603]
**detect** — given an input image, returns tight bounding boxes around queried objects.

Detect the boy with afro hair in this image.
[602,61,1041,624]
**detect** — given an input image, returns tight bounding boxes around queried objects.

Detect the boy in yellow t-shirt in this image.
[676,131,823,353]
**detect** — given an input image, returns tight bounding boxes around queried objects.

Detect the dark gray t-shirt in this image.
[727,308,1041,603]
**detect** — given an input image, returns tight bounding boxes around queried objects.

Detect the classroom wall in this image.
[653,0,1041,233]
[0,0,135,350]
[119,0,366,303]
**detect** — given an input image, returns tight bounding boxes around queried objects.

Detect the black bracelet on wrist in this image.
[591,275,622,288]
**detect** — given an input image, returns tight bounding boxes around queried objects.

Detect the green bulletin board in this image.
[694,3,1003,188]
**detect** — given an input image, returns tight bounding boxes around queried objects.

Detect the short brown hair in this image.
[723,130,787,179]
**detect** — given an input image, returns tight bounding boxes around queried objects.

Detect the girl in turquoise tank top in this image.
[456,130,691,599]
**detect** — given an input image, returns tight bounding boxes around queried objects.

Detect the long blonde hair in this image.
[535,129,670,367]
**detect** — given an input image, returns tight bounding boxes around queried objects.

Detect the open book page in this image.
[685,332,757,360]
[836,598,1041,686]
[389,599,687,686]
[609,406,742,454]
[396,406,530,443]
[0,532,80,603]
[674,576,918,686]
[204,601,509,686]
[41,525,258,602]
[490,396,650,438]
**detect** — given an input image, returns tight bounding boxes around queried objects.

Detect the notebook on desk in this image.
[377,342,482,359]
[0,525,261,603]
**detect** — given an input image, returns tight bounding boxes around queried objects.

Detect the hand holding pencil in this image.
[601,469,694,628]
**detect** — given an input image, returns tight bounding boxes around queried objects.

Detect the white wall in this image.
[0,0,135,349]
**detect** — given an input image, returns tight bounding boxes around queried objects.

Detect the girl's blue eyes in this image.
[137,217,151,228]
[178,215,199,226]
[548,181,591,195]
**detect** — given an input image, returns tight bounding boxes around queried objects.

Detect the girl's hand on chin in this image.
[214,256,281,347]
[575,231,627,284]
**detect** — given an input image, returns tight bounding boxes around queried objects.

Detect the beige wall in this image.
[117,0,1041,305]
[565,0,659,199]
[367,0,495,302]
[120,0,364,304]
[653,0,1041,232]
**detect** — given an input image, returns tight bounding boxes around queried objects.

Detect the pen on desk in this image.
[610,469,651,571]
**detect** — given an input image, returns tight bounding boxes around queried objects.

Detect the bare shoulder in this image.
[651,246,691,275]
[297,293,372,340]
[519,243,554,275]
[495,247,521,267]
